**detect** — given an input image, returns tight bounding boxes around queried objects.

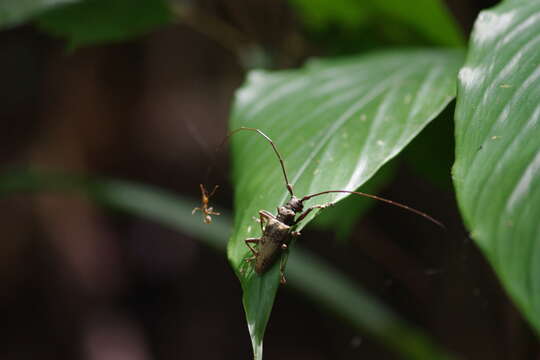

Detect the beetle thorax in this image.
[287,196,304,213]
[276,196,304,225]
[276,206,295,225]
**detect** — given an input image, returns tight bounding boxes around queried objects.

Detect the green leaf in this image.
[228,48,464,358]
[311,160,397,241]
[0,169,455,359]
[0,0,81,29]
[288,0,464,47]
[287,0,370,30]
[373,0,464,47]
[453,0,540,334]
[36,0,172,49]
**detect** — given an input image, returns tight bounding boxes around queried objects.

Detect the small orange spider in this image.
[192,184,220,224]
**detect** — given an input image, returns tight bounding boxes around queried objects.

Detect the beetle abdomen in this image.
[255,218,290,274]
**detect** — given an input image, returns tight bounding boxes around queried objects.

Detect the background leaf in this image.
[36,0,172,49]
[288,0,464,47]
[453,0,540,333]
[404,104,456,190]
[0,169,454,360]
[0,169,229,250]
[229,48,464,358]
[0,0,80,29]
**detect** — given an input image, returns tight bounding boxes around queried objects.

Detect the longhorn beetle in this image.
[229,127,444,284]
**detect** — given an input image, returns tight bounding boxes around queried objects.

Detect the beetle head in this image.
[287,196,304,213]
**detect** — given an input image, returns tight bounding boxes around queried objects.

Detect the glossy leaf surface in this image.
[310,160,397,241]
[453,0,540,333]
[228,48,464,358]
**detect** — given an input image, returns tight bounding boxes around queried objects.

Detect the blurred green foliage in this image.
[36,0,172,48]
[288,0,464,54]
[0,169,454,359]
[0,0,81,28]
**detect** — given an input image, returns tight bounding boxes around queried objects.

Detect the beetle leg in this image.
[245,237,260,256]
[240,238,259,278]
[259,210,276,220]
[208,184,219,197]
[294,202,334,225]
[258,210,275,233]
[279,246,290,285]
[199,183,207,196]
[257,214,265,232]
[239,257,255,276]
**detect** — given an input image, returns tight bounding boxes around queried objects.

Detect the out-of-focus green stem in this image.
[0,169,453,360]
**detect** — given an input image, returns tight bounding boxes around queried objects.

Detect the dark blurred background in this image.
[1,0,538,359]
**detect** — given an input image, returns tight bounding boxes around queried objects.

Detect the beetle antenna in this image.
[301,190,445,228]
[223,127,294,197]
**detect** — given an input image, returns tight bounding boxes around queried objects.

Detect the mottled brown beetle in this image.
[231,127,444,284]
[192,184,220,224]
